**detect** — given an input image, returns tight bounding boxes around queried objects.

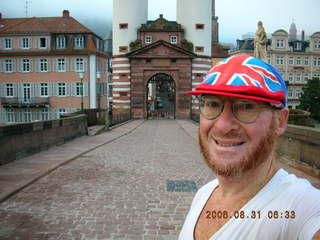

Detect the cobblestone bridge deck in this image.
[0,120,319,240]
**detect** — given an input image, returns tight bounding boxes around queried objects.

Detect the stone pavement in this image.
[0,119,319,240]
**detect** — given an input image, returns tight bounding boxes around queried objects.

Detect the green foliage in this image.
[298,78,320,121]
[180,39,194,52]
[129,40,141,52]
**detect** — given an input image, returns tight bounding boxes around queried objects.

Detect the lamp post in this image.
[96,72,101,110]
[79,71,84,111]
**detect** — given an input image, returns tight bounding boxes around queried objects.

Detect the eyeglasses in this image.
[198,96,274,123]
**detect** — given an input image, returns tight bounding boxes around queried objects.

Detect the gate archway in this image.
[146,73,176,120]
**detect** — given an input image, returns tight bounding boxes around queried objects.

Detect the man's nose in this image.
[213,103,240,135]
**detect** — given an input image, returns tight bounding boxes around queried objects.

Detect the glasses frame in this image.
[198,95,276,124]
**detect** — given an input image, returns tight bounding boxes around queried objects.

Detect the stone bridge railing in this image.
[0,114,87,165]
[276,124,320,176]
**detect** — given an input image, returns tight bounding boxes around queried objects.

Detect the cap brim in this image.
[187,89,283,106]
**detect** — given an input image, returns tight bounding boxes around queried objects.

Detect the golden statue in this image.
[254,21,268,62]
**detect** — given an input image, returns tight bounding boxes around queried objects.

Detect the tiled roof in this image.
[0,15,93,35]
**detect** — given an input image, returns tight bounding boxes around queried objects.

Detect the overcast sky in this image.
[1,0,319,45]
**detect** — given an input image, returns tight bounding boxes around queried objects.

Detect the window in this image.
[314,73,320,78]
[23,83,31,102]
[295,42,302,50]
[287,88,293,98]
[24,109,32,122]
[267,55,271,64]
[21,59,31,72]
[296,89,302,98]
[75,58,84,72]
[4,38,13,49]
[119,46,128,52]
[315,41,320,49]
[40,83,48,97]
[196,24,204,29]
[288,72,293,83]
[58,83,66,96]
[21,38,31,49]
[5,59,14,72]
[304,73,309,82]
[276,39,284,48]
[57,58,66,72]
[195,46,204,52]
[170,36,177,44]
[41,109,49,120]
[57,108,66,119]
[304,57,309,66]
[56,36,66,49]
[39,59,48,72]
[146,59,152,63]
[76,82,83,96]
[145,35,152,44]
[288,56,294,65]
[296,72,301,82]
[74,36,84,48]
[314,57,320,66]
[296,57,301,65]
[39,37,47,48]
[6,83,14,97]
[119,23,128,29]
[7,109,15,123]
[276,56,284,65]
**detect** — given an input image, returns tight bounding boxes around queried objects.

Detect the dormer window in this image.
[75,35,84,49]
[4,38,13,49]
[315,41,320,49]
[56,35,66,49]
[39,37,47,49]
[295,42,302,50]
[170,36,177,44]
[21,38,31,49]
[276,39,285,48]
[145,35,152,44]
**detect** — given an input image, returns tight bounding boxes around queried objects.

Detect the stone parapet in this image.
[0,114,88,165]
[276,124,320,176]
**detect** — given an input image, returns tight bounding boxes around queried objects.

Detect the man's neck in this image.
[215,157,279,200]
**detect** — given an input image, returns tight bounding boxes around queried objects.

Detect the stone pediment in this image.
[272,29,288,37]
[127,40,196,59]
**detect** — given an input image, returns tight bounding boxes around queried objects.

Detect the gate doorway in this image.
[146,74,176,120]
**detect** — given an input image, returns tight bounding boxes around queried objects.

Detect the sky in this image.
[1,0,319,46]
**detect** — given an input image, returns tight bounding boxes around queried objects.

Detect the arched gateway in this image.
[112,40,212,119]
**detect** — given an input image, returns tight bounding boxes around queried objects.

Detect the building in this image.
[0,10,110,124]
[111,0,222,119]
[232,23,320,109]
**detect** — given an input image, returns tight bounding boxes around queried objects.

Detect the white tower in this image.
[177,0,212,56]
[112,0,148,55]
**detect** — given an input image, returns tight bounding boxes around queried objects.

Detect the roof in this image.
[139,14,184,32]
[0,15,93,35]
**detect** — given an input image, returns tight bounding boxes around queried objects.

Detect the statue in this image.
[254,21,268,62]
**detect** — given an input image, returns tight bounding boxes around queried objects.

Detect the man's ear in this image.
[275,108,289,136]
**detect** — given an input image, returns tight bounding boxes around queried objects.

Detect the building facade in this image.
[233,24,320,109]
[0,10,110,125]
[111,0,218,119]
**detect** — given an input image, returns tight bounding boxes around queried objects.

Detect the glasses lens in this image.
[200,97,223,119]
[233,101,261,123]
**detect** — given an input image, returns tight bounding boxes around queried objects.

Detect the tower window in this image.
[119,23,128,29]
[195,46,204,52]
[196,24,204,30]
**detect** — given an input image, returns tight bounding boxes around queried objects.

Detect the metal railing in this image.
[109,112,131,127]
[1,97,50,107]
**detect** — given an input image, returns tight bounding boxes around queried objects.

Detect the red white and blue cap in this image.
[188,54,287,108]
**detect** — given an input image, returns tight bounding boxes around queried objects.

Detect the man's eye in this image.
[237,102,257,110]
[206,101,220,108]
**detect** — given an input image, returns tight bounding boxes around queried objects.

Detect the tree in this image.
[298,77,320,121]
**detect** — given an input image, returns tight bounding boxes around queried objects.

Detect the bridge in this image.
[0,119,319,239]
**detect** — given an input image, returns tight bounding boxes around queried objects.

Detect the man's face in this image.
[198,95,282,177]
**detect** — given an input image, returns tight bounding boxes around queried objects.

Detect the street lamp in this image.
[79,71,84,111]
[96,72,101,110]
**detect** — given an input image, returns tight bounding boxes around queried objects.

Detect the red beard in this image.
[199,117,278,177]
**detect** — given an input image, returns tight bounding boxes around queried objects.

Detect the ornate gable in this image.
[127,40,196,59]
[139,14,184,32]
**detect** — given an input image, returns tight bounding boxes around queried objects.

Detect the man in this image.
[179,55,320,240]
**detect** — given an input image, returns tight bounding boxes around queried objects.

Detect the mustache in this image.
[209,131,248,141]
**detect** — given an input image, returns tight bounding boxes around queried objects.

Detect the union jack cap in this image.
[188,54,287,108]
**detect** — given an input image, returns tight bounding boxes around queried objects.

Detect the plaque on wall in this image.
[132,99,143,105]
